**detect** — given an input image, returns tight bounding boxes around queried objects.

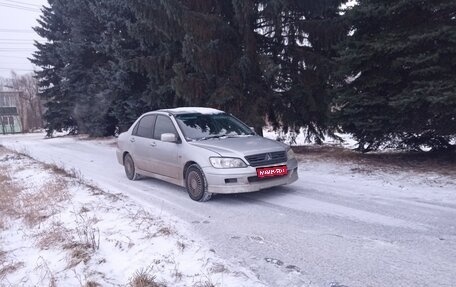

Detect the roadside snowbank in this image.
[0,147,264,286]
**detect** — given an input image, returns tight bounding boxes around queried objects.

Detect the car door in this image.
[129,114,156,172]
[150,115,180,179]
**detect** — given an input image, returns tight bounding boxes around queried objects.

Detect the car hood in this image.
[188,136,287,157]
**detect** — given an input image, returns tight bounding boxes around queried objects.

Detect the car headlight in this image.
[287,148,295,160]
[209,157,247,168]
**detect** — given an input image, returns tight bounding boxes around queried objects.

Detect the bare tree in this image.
[0,77,11,91]
[10,72,44,131]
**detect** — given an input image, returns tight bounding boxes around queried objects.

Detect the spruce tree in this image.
[57,0,115,136]
[128,0,347,137]
[256,0,347,142]
[91,0,151,133]
[128,0,268,131]
[334,0,456,151]
[31,0,77,136]
[34,0,349,139]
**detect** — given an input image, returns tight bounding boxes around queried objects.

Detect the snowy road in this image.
[2,133,456,287]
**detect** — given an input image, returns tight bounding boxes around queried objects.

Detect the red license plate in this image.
[256,165,288,178]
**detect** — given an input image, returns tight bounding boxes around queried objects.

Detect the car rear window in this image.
[134,115,156,138]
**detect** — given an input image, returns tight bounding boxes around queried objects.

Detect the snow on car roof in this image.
[159,107,224,115]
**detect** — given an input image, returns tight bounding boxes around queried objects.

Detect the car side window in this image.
[132,122,140,135]
[153,115,177,141]
[134,115,156,138]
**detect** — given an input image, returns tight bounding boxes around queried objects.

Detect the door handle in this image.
[130,138,135,143]
[150,142,156,147]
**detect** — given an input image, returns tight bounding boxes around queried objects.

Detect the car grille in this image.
[244,151,287,167]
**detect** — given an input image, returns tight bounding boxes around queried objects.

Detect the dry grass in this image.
[75,213,100,252]
[0,262,25,279]
[36,222,70,250]
[84,281,101,287]
[20,178,70,228]
[171,262,182,282]
[0,169,22,219]
[155,227,173,237]
[64,242,92,268]
[0,218,5,230]
[0,147,188,286]
[60,212,101,268]
[0,147,97,279]
[193,278,217,287]
[80,206,91,213]
[35,257,57,287]
[176,241,186,253]
[208,263,228,274]
[0,149,71,229]
[42,162,69,177]
[29,187,63,223]
[127,208,172,239]
[42,162,85,185]
[128,267,165,287]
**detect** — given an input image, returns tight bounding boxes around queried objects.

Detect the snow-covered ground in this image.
[262,127,358,148]
[1,133,456,287]
[0,147,264,286]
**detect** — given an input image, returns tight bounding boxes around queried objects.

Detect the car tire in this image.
[185,164,212,202]
[124,153,139,180]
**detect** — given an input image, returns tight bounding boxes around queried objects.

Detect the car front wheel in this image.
[185,165,212,202]
[124,153,139,180]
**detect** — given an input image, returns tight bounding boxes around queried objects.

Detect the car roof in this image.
[156,107,224,115]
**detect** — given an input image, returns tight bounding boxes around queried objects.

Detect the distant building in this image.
[0,91,22,134]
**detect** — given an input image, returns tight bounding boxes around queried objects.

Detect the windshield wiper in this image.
[226,134,254,138]
[199,134,227,141]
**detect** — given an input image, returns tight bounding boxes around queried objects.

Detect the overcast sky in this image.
[0,0,47,78]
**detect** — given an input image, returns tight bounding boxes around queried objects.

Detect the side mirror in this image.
[249,127,255,133]
[161,133,178,143]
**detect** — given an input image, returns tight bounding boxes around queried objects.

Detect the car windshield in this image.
[175,113,255,141]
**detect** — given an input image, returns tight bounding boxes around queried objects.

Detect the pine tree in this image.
[91,0,150,133]
[257,0,347,142]
[57,0,115,136]
[34,0,349,138]
[125,0,185,119]
[334,0,456,152]
[128,0,347,136]
[128,0,268,131]
[31,0,77,136]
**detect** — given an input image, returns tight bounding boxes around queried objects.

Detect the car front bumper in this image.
[203,159,298,194]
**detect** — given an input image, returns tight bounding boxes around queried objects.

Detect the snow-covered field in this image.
[1,133,455,287]
[0,147,263,286]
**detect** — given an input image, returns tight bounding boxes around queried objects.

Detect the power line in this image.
[0,39,36,42]
[0,2,41,12]
[0,29,35,33]
[0,48,36,50]
[0,39,35,41]
[0,68,36,71]
[2,0,42,8]
[0,56,32,59]
[0,63,36,66]
[0,51,36,54]
[0,42,35,45]
[0,0,41,11]
[0,60,34,63]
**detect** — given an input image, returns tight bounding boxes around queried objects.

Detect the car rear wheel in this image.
[185,165,212,202]
[124,153,139,180]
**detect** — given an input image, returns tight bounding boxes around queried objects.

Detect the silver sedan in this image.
[116,107,298,201]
